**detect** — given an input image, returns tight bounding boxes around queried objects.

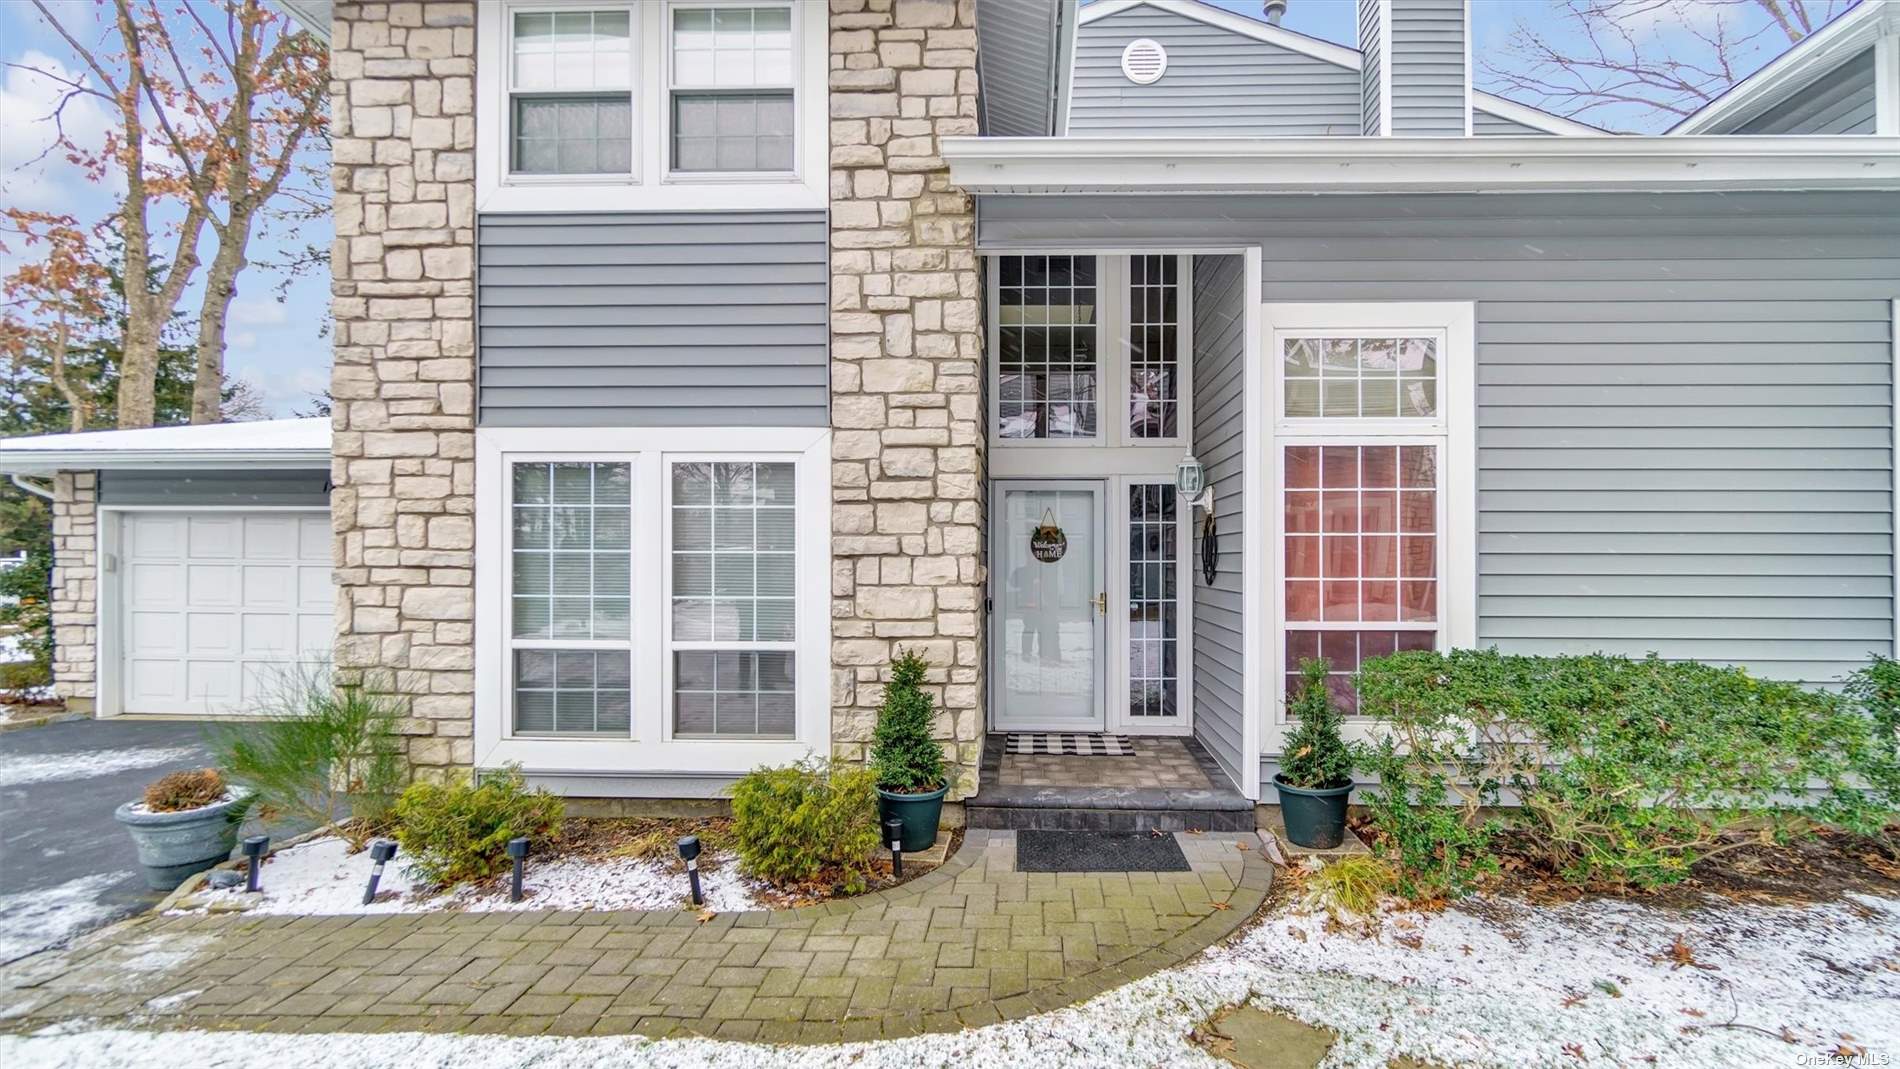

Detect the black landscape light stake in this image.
[884,818,905,878]
[506,837,530,903]
[242,836,269,893]
[677,836,703,906]
[362,839,399,906]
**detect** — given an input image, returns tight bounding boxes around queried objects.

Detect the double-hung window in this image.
[668,4,795,174]
[1267,303,1474,726]
[508,8,635,177]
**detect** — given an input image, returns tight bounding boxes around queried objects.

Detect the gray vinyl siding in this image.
[476,211,828,428]
[98,469,330,507]
[976,0,1058,135]
[1387,0,1467,135]
[1734,47,1878,135]
[1070,5,1362,136]
[1190,254,1248,793]
[1358,0,1382,135]
[980,191,1900,692]
[1473,107,1552,135]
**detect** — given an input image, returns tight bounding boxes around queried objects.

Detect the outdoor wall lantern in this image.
[884,818,905,878]
[1176,454,1214,514]
[678,836,703,906]
[362,839,398,905]
[506,837,530,903]
[241,836,269,893]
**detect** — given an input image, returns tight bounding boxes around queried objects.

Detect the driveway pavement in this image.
[0,718,271,964]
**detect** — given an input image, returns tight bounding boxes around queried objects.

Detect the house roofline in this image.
[1471,92,1609,136]
[942,134,1900,195]
[275,0,332,43]
[0,417,332,475]
[1671,0,1897,134]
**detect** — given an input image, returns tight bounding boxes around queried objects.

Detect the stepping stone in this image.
[1197,1004,1334,1069]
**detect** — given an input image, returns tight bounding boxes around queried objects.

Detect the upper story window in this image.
[989,254,1191,449]
[477,0,824,213]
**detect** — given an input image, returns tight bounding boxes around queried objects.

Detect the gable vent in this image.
[1120,38,1168,85]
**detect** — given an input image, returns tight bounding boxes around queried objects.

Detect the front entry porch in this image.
[964,733,1253,831]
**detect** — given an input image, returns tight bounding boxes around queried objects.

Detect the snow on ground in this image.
[0,633,27,664]
[12,885,1898,1067]
[0,873,134,964]
[176,835,767,916]
[0,746,201,789]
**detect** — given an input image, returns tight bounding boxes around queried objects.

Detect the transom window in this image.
[508,9,635,176]
[670,5,795,173]
[1283,335,1437,420]
[990,254,1190,448]
[669,461,796,739]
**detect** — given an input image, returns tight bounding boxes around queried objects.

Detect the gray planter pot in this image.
[114,789,250,891]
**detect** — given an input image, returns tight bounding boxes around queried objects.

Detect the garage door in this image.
[122,512,332,715]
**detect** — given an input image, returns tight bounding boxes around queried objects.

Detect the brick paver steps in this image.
[0,831,1272,1043]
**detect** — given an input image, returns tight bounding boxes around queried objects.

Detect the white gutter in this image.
[941,135,1900,195]
[10,474,54,500]
[0,448,331,475]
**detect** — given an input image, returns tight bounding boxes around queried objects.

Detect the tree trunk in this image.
[47,314,89,433]
[191,236,247,424]
[116,292,160,429]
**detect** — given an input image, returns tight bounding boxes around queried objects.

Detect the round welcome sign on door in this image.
[1029,509,1067,563]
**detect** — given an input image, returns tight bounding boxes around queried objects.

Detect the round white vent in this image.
[1120,38,1168,85]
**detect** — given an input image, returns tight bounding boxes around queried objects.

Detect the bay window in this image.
[475,428,827,774]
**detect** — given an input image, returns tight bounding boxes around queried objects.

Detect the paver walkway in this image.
[0,830,1271,1043]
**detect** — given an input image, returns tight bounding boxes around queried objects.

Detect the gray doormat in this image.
[1014,830,1191,873]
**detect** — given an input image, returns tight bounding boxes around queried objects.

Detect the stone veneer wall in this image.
[328,1,478,777]
[827,0,988,797]
[50,471,97,712]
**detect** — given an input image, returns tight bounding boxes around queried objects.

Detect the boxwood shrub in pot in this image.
[1275,658,1357,849]
[114,769,252,890]
[871,649,949,853]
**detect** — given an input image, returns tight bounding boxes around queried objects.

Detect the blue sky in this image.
[0,1,1836,419]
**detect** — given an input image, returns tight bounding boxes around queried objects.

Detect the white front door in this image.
[121,511,332,715]
[990,480,1106,732]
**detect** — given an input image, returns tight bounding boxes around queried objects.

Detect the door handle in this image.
[1092,592,1107,615]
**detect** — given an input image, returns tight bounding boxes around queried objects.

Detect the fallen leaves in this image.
[695,908,718,924]
[1656,933,1718,972]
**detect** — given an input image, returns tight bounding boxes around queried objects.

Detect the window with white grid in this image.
[996,255,1100,441]
[669,4,795,173]
[1127,255,1181,440]
[507,8,636,176]
[509,461,633,735]
[669,460,796,738]
[1127,483,1180,719]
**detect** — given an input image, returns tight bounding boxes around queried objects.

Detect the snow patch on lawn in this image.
[15,887,1899,1068]
[0,746,201,788]
[176,835,767,916]
[0,873,132,964]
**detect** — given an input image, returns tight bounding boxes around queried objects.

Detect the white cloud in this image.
[229,298,290,327]
[1604,0,1734,42]
[234,363,329,418]
[0,49,113,211]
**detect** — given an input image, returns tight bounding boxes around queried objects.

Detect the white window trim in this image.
[661,0,799,186]
[476,0,826,213]
[984,253,1194,453]
[475,426,830,775]
[1257,301,1476,755]
[1106,475,1194,737]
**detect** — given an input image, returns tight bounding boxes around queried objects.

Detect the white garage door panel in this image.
[123,511,331,716]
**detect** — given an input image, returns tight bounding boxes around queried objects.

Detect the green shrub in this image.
[212,667,406,848]
[1355,649,1900,895]
[392,766,565,887]
[1844,654,1900,764]
[1279,658,1355,789]
[870,649,947,792]
[729,760,879,886]
[0,545,53,698]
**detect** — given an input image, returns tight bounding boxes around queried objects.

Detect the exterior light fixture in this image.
[506,837,530,903]
[241,836,269,893]
[362,839,398,905]
[884,818,905,878]
[1176,454,1215,513]
[677,836,703,906]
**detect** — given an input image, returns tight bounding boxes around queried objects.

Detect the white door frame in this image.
[97,505,330,719]
[987,478,1109,733]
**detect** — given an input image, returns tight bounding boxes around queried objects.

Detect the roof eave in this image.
[942,135,1900,195]
[0,448,332,476]
[1672,0,1896,134]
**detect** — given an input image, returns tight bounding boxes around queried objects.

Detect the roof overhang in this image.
[275,0,332,44]
[1672,0,1897,134]
[942,135,1900,195]
[0,418,332,475]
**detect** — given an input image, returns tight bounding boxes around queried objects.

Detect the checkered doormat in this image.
[1005,733,1138,757]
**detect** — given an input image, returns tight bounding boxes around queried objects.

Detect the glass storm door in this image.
[991,481,1106,732]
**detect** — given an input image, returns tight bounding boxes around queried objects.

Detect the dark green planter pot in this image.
[1274,775,1353,850]
[877,785,948,853]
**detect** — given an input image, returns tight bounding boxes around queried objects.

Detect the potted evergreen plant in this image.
[1274,658,1357,848]
[871,649,949,852]
[114,769,251,890]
